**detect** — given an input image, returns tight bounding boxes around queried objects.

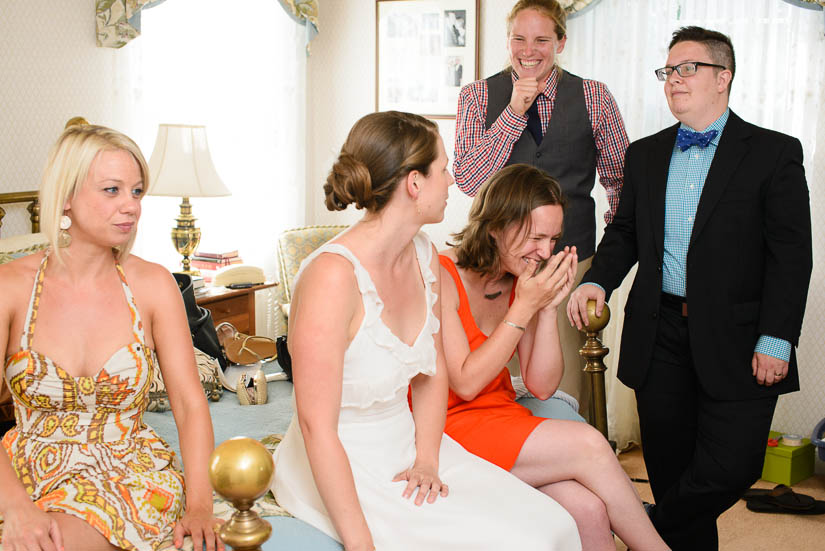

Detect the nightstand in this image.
[195,282,277,334]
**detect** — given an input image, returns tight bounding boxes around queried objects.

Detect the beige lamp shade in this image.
[148,124,231,197]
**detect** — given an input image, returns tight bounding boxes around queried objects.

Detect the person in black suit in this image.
[567,26,812,551]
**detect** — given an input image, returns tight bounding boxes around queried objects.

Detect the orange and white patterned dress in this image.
[1,253,184,550]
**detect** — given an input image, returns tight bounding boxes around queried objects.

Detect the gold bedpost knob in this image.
[578,300,612,446]
[584,299,610,334]
[209,437,275,551]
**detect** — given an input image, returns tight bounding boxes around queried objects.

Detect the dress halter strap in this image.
[20,252,50,350]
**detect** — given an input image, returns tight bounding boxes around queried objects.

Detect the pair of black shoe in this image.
[743,484,825,514]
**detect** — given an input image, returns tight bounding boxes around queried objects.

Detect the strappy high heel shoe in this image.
[236,370,268,405]
[216,322,277,365]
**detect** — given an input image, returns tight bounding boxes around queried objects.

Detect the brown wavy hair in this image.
[324,111,439,213]
[452,164,566,277]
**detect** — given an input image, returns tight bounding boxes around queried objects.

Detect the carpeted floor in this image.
[615,446,825,550]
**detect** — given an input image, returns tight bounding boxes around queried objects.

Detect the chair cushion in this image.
[0,233,48,264]
[274,225,347,335]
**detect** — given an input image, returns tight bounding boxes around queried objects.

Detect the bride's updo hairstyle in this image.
[324,111,439,213]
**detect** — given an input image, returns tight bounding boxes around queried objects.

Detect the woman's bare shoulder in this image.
[296,251,357,296]
[0,251,44,288]
[119,254,179,300]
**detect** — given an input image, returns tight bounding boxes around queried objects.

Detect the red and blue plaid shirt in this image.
[454,68,629,224]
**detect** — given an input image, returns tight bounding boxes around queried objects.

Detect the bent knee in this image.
[575,423,614,460]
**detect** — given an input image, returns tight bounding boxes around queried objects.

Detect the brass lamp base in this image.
[172,196,201,275]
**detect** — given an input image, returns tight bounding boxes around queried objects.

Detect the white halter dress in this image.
[272,232,580,550]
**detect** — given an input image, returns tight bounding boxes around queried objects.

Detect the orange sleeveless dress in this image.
[440,255,544,471]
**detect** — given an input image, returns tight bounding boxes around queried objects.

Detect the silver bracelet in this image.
[503,319,526,332]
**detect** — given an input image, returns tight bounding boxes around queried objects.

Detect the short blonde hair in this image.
[40,124,149,264]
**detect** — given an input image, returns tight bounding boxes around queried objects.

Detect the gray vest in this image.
[485,70,598,258]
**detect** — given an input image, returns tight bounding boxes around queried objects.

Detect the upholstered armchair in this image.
[274,225,348,336]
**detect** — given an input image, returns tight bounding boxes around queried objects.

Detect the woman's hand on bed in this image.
[1,502,63,551]
[173,507,225,551]
[392,461,449,506]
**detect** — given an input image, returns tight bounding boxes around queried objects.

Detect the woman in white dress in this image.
[272,111,581,551]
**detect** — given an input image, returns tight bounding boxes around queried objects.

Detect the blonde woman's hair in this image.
[40,124,149,264]
[506,0,567,39]
[324,111,439,213]
[452,164,566,277]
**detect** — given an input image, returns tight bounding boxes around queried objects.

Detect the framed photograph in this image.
[376,0,480,119]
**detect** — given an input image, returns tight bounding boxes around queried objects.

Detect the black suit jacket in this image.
[584,111,812,400]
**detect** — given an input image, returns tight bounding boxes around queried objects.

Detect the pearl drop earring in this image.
[58,214,72,248]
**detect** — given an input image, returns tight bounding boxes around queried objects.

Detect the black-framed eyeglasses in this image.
[654,61,726,81]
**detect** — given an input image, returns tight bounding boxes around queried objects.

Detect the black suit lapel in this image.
[689,111,751,249]
[648,124,679,262]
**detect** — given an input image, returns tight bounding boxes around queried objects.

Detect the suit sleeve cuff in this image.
[577,282,605,293]
[755,335,791,362]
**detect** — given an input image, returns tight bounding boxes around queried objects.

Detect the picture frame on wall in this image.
[376,0,480,119]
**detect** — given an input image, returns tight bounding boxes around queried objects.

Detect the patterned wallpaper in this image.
[0,0,138,237]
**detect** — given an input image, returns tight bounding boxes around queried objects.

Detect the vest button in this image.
[536,152,542,158]
[651,312,658,319]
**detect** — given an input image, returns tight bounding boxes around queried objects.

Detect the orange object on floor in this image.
[440,255,543,471]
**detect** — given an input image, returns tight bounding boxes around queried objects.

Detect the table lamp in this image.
[148,124,231,274]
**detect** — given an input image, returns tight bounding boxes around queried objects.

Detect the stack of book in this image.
[192,250,242,283]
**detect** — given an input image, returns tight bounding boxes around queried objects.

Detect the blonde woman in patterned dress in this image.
[0,125,222,551]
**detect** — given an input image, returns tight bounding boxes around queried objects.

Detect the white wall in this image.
[306,0,514,249]
[0,0,138,234]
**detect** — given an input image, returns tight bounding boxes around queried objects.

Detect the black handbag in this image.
[174,273,227,370]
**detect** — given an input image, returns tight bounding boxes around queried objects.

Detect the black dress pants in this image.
[635,299,777,551]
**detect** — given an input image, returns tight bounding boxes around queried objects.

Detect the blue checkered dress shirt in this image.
[584,109,790,362]
[663,109,789,361]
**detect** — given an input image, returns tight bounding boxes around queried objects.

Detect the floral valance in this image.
[278,0,319,55]
[562,0,604,19]
[97,0,319,51]
[96,0,154,48]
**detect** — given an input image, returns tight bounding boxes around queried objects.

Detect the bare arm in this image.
[399,246,450,506]
[516,250,577,399]
[0,262,64,551]
[441,250,574,401]
[289,254,374,551]
[145,264,222,551]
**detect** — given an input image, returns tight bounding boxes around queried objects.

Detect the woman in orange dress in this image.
[440,164,668,551]
[0,125,222,551]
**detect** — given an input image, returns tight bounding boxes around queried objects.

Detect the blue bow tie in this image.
[676,128,718,152]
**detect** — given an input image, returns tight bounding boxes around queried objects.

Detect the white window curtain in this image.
[559,0,825,449]
[119,0,307,337]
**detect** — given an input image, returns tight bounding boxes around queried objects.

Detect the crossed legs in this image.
[511,419,669,551]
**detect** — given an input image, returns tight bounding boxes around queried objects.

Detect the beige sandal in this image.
[236,370,268,405]
[216,322,277,365]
